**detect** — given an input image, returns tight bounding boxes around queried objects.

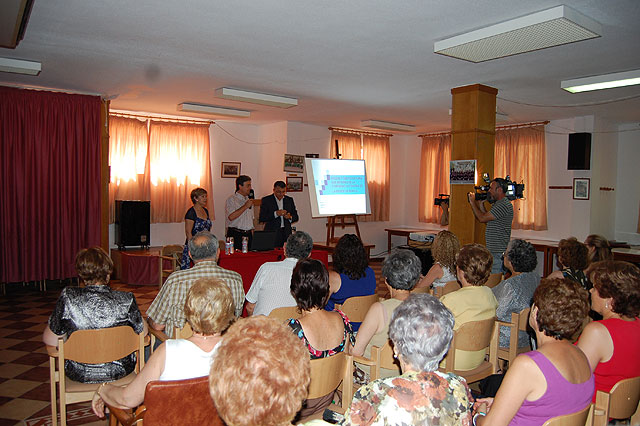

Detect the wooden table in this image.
[525,239,558,277]
[612,247,640,264]
[384,228,434,253]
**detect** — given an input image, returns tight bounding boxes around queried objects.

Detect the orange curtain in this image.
[494,125,547,230]
[330,131,361,159]
[418,134,451,223]
[108,116,150,222]
[362,134,390,221]
[148,121,213,223]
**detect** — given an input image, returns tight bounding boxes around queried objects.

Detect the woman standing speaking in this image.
[180,187,212,269]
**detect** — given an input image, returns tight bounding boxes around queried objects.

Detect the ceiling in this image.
[1,0,640,133]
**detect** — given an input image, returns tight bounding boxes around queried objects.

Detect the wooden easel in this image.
[326,214,361,245]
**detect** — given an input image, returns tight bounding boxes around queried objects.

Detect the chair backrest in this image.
[60,326,144,370]
[173,322,194,339]
[594,376,640,423]
[308,352,353,409]
[452,317,496,352]
[370,341,401,380]
[162,244,183,258]
[268,306,301,322]
[434,280,460,298]
[337,294,379,323]
[485,273,503,288]
[142,376,224,425]
[515,307,531,331]
[541,403,591,426]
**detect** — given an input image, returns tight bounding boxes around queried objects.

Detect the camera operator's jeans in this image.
[491,254,504,274]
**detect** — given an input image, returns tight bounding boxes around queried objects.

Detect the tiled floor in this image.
[0,282,158,426]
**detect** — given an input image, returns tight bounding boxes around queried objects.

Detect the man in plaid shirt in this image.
[147,232,244,337]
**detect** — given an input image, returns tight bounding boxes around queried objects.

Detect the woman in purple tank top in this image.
[474,278,594,426]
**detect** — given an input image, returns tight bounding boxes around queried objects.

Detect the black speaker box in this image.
[568,133,591,170]
[115,200,150,249]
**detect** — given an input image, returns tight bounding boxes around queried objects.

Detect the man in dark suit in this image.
[259,181,299,247]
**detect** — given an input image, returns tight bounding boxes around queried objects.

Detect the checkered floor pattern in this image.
[0,282,158,426]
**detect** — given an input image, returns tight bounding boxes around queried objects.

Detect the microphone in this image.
[249,189,255,199]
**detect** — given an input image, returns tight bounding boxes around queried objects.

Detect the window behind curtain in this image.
[330,130,390,221]
[108,115,214,223]
[418,134,451,223]
[418,126,547,229]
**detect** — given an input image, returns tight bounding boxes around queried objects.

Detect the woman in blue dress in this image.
[180,187,212,269]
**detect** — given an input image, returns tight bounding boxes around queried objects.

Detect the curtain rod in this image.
[328,127,392,137]
[418,120,550,137]
[109,110,214,125]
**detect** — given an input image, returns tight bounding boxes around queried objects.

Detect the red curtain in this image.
[0,86,102,283]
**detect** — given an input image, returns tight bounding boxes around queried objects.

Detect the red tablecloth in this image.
[120,252,172,286]
[218,248,329,293]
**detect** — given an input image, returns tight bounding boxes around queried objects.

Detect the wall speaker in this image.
[115,200,150,249]
[568,132,591,170]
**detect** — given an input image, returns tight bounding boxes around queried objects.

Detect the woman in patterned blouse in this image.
[343,293,473,426]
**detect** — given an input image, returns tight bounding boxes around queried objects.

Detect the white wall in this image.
[615,122,640,245]
[111,116,640,252]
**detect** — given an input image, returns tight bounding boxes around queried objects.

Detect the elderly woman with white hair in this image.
[343,293,473,425]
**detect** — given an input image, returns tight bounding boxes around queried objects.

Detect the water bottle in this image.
[242,236,249,253]
[225,239,231,255]
[228,237,235,254]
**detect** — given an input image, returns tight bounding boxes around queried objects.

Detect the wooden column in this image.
[448,84,498,246]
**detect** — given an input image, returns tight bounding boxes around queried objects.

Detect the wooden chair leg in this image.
[50,358,58,426]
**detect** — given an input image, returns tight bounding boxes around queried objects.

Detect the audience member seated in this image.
[350,249,422,380]
[547,237,590,290]
[288,258,355,417]
[245,231,313,316]
[146,232,244,337]
[343,294,473,425]
[585,234,613,264]
[325,234,377,331]
[91,278,235,417]
[577,260,640,402]
[42,247,146,383]
[493,239,540,348]
[209,316,311,426]
[414,230,460,290]
[440,244,498,371]
[475,278,593,426]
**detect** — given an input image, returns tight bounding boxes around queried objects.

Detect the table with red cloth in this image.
[217,248,329,294]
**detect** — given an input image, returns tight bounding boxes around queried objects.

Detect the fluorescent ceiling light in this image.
[434,5,601,63]
[0,57,41,75]
[561,69,640,93]
[177,102,250,118]
[214,87,298,108]
[361,120,415,132]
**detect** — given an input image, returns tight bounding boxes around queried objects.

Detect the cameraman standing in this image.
[468,178,513,273]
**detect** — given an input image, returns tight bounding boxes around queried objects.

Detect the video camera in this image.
[474,173,524,201]
[434,194,450,206]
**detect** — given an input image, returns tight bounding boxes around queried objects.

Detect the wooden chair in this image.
[592,376,640,426]
[303,352,353,420]
[48,326,145,426]
[497,307,531,367]
[352,341,401,381]
[158,244,183,288]
[485,273,503,288]
[440,317,498,384]
[335,294,379,323]
[433,280,460,298]
[107,376,223,426]
[147,318,193,353]
[542,403,591,426]
[268,306,301,322]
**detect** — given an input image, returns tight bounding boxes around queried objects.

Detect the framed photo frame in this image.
[284,154,304,173]
[573,178,590,200]
[221,162,241,178]
[286,176,303,192]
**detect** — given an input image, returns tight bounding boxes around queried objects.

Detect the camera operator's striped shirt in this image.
[486,198,514,258]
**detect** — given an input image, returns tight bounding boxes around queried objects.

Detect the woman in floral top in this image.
[343,294,473,426]
[287,258,355,417]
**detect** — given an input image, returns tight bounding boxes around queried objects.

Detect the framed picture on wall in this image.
[284,154,304,173]
[221,162,241,178]
[286,176,303,192]
[573,178,590,200]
